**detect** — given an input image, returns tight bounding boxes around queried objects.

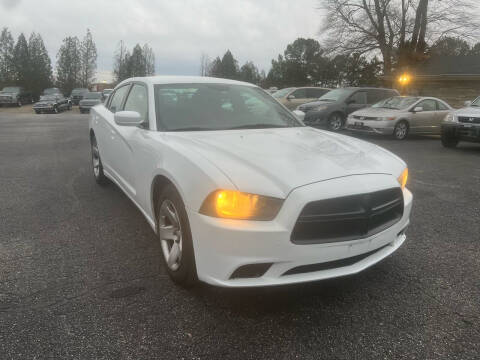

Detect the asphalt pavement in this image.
[0,110,479,359]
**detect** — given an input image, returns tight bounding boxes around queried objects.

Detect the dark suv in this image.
[297,87,399,131]
[0,86,33,107]
[70,88,89,105]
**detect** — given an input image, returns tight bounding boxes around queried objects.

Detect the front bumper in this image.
[0,97,16,104]
[188,174,412,287]
[346,118,395,135]
[442,123,480,142]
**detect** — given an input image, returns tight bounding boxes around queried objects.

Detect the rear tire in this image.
[327,113,344,131]
[441,130,459,148]
[90,135,109,185]
[393,121,409,140]
[156,184,197,287]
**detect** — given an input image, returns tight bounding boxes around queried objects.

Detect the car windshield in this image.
[272,87,294,98]
[2,87,20,93]
[84,92,102,99]
[372,96,420,110]
[43,88,59,95]
[103,89,113,94]
[318,88,353,102]
[40,95,57,101]
[470,97,480,107]
[154,83,303,131]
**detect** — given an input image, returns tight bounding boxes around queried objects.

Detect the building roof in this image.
[416,55,480,76]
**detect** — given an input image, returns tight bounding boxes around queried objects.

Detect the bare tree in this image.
[199,52,210,76]
[319,0,480,74]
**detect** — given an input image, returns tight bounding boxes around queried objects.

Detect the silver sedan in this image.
[346,96,453,140]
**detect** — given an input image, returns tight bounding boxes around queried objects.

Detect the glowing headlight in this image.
[397,168,408,190]
[199,190,283,220]
[444,113,456,122]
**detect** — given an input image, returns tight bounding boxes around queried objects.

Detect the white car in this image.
[89,76,412,288]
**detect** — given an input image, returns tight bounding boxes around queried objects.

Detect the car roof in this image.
[118,75,257,88]
[343,87,398,91]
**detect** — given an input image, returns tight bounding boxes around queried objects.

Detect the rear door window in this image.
[306,88,328,98]
[417,99,436,111]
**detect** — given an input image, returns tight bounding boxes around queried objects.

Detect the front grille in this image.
[353,115,378,121]
[291,188,404,244]
[458,116,480,124]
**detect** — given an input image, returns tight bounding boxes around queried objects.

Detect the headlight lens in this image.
[379,116,396,121]
[397,168,408,190]
[199,190,283,220]
[444,113,456,122]
[313,106,327,111]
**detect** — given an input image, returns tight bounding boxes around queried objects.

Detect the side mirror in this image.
[287,94,295,100]
[114,111,144,126]
[413,106,423,112]
[464,100,472,107]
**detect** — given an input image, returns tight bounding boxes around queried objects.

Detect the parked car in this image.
[33,94,71,114]
[0,86,33,106]
[102,88,114,101]
[79,92,103,113]
[295,87,399,131]
[346,96,452,140]
[441,96,480,147]
[272,87,331,110]
[70,88,89,105]
[89,76,412,287]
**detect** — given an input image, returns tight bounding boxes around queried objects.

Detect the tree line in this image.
[113,41,155,82]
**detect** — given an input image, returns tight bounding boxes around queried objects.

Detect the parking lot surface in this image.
[0,111,479,359]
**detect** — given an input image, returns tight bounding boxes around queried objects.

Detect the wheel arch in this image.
[150,174,178,233]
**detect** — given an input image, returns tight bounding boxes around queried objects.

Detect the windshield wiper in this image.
[226,124,289,130]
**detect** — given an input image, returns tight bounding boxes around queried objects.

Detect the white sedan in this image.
[89,76,412,287]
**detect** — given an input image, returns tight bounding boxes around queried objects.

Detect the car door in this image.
[286,88,307,110]
[346,90,367,114]
[108,83,149,198]
[409,99,437,133]
[96,84,131,177]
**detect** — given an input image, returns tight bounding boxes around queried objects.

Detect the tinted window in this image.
[291,88,307,99]
[367,89,393,104]
[109,85,130,113]
[350,91,367,104]
[417,99,436,111]
[124,84,148,122]
[154,83,302,131]
[307,88,329,98]
[436,101,449,110]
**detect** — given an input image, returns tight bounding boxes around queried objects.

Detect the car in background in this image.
[70,88,89,105]
[441,96,480,147]
[42,87,62,96]
[79,92,103,113]
[102,88,114,101]
[0,86,33,107]
[89,76,412,288]
[272,87,331,110]
[33,94,71,114]
[346,96,452,140]
[296,87,399,131]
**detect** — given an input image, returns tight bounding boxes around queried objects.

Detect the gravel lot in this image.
[0,110,479,359]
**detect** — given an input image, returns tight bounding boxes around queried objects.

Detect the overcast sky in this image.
[0,0,323,82]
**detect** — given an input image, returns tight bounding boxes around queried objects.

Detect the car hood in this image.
[165,127,405,198]
[298,100,337,111]
[453,106,480,117]
[34,101,54,106]
[351,107,403,117]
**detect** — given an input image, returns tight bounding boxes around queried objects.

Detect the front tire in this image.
[393,121,409,140]
[441,130,459,148]
[327,113,344,131]
[90,135,109,185]
[157,184,197,287]
[17,99,22,107]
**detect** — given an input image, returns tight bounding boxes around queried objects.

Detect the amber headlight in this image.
[199,190,283,220]
[397,168,408,190]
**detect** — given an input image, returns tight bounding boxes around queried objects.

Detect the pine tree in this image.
[0,27,15,86]
[28,32,52,97]
[113,40,128,82]
[207,57,222,77]
[80,29,97,88]
[13,33,29,87]
[220,50,238,79]
[56,36,81,95]
[129,44,146,77]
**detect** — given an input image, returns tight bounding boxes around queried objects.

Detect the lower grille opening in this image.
[282,244,390,276]
[230,263,273,279]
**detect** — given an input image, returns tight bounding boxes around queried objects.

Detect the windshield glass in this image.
[2,87,20,93]
[372,96,420,110]
[40,95,57,101]
[272,87,294,98]
[84,92,102,99]
[103,89,113,94]
[318,88,353,102]
[154,83,303,131]
[471,97,480,107]
[43,88,60,95]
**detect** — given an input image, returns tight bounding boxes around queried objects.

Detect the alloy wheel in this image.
[329,114,343,131]
[395,122,408,139]
[159,200,183,271]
